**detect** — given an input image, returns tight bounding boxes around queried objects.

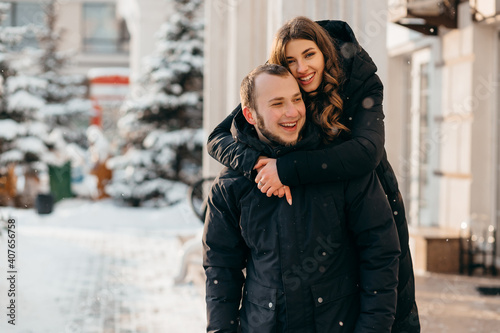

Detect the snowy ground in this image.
[0,198,206,333]
[1,198,499,333]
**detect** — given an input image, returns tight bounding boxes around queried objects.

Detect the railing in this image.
[459,215,497,276]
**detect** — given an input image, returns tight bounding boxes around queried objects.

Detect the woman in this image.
[207,16,420,333]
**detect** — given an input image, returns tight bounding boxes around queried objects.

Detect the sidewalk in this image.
[0,199,206,333]
[0,198,499,332]
[415,271,500,332]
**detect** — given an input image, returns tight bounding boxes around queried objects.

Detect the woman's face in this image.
[285,39,325,93]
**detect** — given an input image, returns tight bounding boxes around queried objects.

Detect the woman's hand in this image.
[254,157,293,205]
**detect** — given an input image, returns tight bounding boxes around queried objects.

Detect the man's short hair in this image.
[240,64,291,111]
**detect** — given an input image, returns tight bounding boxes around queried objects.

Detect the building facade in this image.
[2,0,131,74]
[3,0,173,87]
[203,0,499,273]
[3,0,134,141]
[387,0,499,272]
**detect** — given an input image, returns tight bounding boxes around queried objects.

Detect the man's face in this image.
[251,73,306,146]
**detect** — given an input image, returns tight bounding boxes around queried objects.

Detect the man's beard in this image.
[254,112,299,147]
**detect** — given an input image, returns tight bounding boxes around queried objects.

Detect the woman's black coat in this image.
[207,20,420,332]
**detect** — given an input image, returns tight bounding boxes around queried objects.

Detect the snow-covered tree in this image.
[0,2,42,206]
[27,0,90,153]
[0,2,40,165]
[0,1,91,206]
[0,2,29,121]
[107,0,204,207]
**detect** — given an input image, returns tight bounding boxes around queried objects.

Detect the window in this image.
[82,3,129,54]
[1,2,44,26]
[1,2,45,49]
[405,48,434,227]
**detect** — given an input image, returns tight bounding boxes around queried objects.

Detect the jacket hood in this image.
[230,105,322,158]
[315,20,379,97]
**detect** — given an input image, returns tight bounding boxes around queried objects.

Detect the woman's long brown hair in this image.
[268,16,349,141]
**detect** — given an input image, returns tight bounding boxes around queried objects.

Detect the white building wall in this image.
[56,1,82,52]
[436,3,499,231]
[387,1,500,267]
[203,0,389,177]
[385,0,500,271]
[56,0,130,75]
[437,4,475,230]
[117,0,173,94]
[202,1,231,177]
[470,24,497,224]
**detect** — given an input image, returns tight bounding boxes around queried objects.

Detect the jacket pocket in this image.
[311,272,359,305]
[240,279,277,333]
[310,272,360,333]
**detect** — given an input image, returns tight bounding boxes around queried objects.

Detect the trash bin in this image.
[36,193,54,214]
[48,162,73,202]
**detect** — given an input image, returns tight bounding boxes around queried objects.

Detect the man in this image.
[203,64,400,333]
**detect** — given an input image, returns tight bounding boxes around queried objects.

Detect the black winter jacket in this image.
[203,116,401,333]
[206,20,420,332]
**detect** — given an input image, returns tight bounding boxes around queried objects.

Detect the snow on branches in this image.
[107,0,204,207]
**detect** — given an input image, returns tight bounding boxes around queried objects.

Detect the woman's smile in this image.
[285,39,325,92]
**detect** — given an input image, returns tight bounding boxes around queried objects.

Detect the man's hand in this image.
[254,158,292,205]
